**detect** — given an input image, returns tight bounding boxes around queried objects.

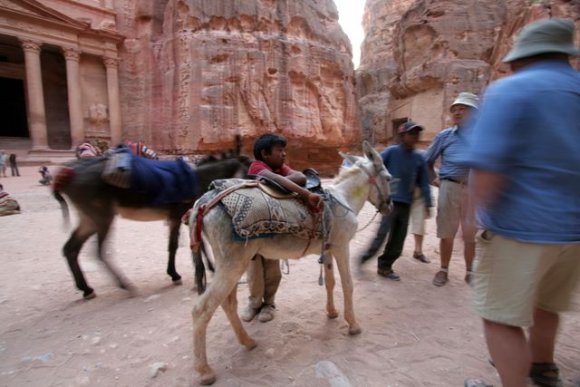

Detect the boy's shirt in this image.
[248,160,292,177]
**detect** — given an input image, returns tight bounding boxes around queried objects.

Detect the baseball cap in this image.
[398,121,424,134]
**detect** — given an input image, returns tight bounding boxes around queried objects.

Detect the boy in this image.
[241,133,322,323]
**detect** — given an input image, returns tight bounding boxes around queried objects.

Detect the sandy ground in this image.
[0,166,579,387]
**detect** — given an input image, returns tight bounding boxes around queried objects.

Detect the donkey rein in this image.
[356,209,380,233]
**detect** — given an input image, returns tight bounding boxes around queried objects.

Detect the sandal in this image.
[413,252,430,263]
[529,362,563,387]
[432,270,448,286]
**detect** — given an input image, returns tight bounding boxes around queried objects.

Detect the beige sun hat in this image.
[503,18,579,63]
[450,92,479,111]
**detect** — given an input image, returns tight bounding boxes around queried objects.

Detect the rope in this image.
[356,210,380,233]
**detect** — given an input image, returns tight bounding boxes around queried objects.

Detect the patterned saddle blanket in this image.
[206,178,324,240]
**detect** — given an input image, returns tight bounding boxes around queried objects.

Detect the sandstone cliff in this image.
[115,0,359,173]
[357,0,579,145]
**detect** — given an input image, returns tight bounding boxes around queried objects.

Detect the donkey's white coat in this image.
[188,142,392,385]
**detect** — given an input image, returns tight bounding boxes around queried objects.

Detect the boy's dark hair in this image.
[253,133,287,161]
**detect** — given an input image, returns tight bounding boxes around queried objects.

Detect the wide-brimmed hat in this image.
[397,121,424,134]
[450,92,479,111]
[503,18,579,63]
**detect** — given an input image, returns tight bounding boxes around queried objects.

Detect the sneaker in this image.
[432,270,448,287]
[377,269,401,281]
[257,304,275,323]
[240,305,260,322]
[413,253,430,263]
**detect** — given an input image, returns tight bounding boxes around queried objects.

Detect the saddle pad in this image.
[209,179,322,240]
[130,156,200,205]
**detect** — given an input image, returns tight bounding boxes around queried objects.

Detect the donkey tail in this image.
[192,248,207,295]
[52,167,75,228]
[53,190,70,228]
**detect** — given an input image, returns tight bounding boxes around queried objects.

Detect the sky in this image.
[334,0,366,68]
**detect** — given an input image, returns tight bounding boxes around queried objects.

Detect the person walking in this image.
[424,92,479,286]
[0,150,7,178]
[359,121,433,281]
[462,18,580,387]
[9,154,20,177]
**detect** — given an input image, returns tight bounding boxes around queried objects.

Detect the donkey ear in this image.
[362,141,383,169]
[339,151,359,166]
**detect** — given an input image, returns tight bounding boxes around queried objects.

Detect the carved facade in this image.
[0,0,122,152]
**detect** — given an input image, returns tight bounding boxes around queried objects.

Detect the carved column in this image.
[104,57,122,146]
[21,39,48,150]
[63,48,84,147]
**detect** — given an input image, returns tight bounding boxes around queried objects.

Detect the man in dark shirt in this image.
[359,121,433,281]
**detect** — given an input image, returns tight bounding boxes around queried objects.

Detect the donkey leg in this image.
[63,226,96,299]
[323,261,339,319]
[166,219,182,284]
[333,248,361,335]
[221,284,257,349]
[95,217,134,293]
[192,267,248,385]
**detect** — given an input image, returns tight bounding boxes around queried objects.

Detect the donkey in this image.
[187,141,392,385]
[53,154,249,300]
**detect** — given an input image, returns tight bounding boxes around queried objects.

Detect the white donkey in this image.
[188,141,392,385]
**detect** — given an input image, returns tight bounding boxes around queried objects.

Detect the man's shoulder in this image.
[435,127,455,138]
[381,144,400,156]
[412,149,427,160]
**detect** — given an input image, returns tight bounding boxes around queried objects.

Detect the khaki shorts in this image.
[471,230,580,327]
[410,189,425,236]
[436,180,475,241]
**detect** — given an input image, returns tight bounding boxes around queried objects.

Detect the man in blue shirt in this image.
[359,121,433,281]
[462,19,580,387]
[424,92,479,287]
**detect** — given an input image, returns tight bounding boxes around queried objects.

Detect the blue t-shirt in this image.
[381,145,432,207]
[424,125,472,181]
[462,61,580,243]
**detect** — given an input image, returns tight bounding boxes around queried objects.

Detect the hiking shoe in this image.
[413,253,430,263]
[240,305,260,322]
[377,269,401,281]
[432,270,448,287]
[257,304,275,323]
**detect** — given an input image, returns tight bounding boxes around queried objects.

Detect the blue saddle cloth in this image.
[130,156,199,205]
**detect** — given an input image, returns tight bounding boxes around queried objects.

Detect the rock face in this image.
[357,0,579,145]
[114,0,359,174]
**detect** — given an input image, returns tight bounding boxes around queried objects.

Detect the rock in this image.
[149,362,168,378]
[315,360,352,387]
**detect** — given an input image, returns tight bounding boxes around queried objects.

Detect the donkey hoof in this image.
[83,290,96,300]
[198,370,216,385]
[243,338,257,350]
[327,310,339,319]
[172,278,183,286]
[348,324,362,336]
